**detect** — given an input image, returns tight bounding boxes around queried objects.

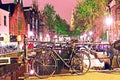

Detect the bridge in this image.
[0,42,119,80]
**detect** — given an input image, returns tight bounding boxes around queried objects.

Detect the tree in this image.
[43,4,56,30]
[43,4,70,36]
[54,14,69,35]
[73,0,108,35]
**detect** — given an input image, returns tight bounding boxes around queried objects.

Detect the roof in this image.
[0,3,16,16]
[0,2,32,17]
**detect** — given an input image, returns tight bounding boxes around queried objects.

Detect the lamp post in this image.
[105,15,113,42]
[23,34,29,78]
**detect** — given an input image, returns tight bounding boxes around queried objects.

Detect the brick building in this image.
[93,0,120,42]
[0,0,27,45]
[107,0,120,42]
[9,1,27,43]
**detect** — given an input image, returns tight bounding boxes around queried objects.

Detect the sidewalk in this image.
[23,71,120,80]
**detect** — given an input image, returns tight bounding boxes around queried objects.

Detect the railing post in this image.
[23,35,29,78]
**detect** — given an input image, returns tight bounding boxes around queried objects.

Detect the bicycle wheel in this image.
[71,50,91,74]
[116,53,120,67]
[32,49,57,78]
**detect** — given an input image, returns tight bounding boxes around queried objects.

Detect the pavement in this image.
[19,51,119,80]
[20,69,120,80]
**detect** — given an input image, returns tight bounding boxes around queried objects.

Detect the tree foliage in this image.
[74,0,108,35]
[43,4,70,36]
[54,14,69,35]
[42,1,108,37]
[43,4,56,30]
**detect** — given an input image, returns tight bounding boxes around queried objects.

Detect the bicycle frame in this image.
[28,41,91,78]
[51,45,75,69]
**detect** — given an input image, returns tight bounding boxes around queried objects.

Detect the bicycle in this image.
[95,41,120,69]
[111,40,120,68]
[31,42,91,78]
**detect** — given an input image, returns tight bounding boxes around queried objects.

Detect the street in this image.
[23,70,120,80]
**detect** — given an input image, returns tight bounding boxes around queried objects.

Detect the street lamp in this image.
[89,31,93,36]
[105,15,113,26]
[105,15,113,42]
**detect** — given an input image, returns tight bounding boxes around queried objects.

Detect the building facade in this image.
[24,0,50,42]
[0,8,9,45]
[108,0,120,42]
[9,2,27,43]
[24,1,40,41]
[93,0,120,42]
[0,0,28,48]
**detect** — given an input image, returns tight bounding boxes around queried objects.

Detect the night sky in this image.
[2,0,82,24]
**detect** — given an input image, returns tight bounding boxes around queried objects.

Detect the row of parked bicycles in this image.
[0,45,17,55]
[24,40,120,79]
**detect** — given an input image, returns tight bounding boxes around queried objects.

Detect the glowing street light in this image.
[89,31,93,36]
[105,15,113,41]
[105,15,113,26]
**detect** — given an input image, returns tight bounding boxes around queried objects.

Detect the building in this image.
[23,0,46,41]
[0,0,58,44]
[92,0,120,42]
[23,0,52,42]
[106,0,120,42]
[0,8,9,46]
[24,1,39,41]
[0,0,28,48]
[9,1,27,44]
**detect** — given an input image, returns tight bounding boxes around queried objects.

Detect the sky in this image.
[2,0,81,24]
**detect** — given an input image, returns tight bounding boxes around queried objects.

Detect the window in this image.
[4,16,6,26]
[0,37,4,41]
[12,24,14,35]
[10,35,17,42]
[116,7,120,21]
[32,18,34,28]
